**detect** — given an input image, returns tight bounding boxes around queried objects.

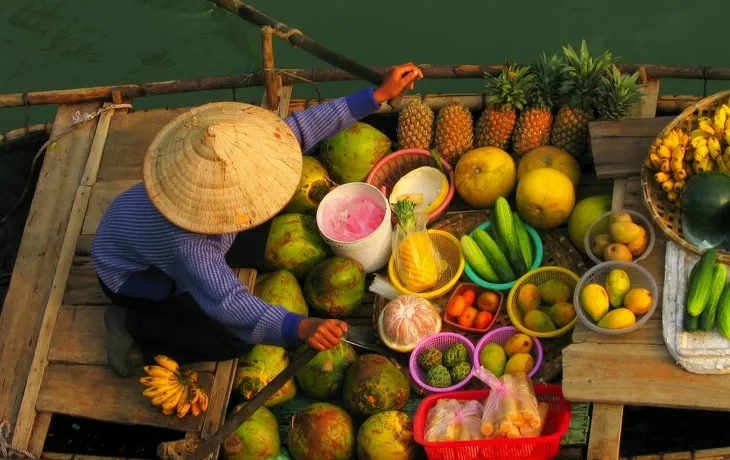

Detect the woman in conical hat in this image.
[91,63,423,376]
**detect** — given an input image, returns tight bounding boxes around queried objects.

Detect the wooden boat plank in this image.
[36,363,212,431]
[573,318,663,345]
[589,117,672,179]
[82,180,138,235]
[96,108,189,182]
[42,454,147,460]
[587,403,623,460]
[81,103,116,186]
[64,257,110,306]
[0,102,101,433]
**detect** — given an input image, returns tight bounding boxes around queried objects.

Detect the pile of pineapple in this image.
[396,40,644,165]
[645,103,730,204]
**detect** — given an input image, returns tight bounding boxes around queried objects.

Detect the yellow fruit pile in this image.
[589,212,648,262]
[516,280,577,332]
[478,333,536,378]
[645,104,730,203]
[140,355,209,418]
[580,268,654,330]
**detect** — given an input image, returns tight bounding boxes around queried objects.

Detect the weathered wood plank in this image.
[42,454,146,460]
[97,108,188,182]
[587,404,623,460]
[573,318,663,345]
[0,102,101,432]
[589,117,671,179]
[563,342,730,411]
[82,180,138,235]
[27,412,53,457]
[37,364,212,431]
[64,257,110,306]
[81,103,115,186]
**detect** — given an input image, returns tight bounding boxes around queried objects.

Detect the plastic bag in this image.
[473,367,544,440]
[424,398,484,442]
[390,199,446,292]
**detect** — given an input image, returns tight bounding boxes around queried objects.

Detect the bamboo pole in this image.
[0,123,53,150]
[261,26,281,110]
[0,64,725,109]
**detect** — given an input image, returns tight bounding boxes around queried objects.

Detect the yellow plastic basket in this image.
[506,266,581,338]
[388,229,465,300]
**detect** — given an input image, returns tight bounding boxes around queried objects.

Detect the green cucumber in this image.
[472,228,516,283]
[686,249,717,317]
[512,211,534,269]
[684,263,700,332]
[460,235,500,283]
[717,281,730,339]
[494,198,528,277]
[698,263,728,331]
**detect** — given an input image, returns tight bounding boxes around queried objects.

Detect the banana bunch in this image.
[645,128,692,203]
[691,103,730,175]
[139,355,209,419]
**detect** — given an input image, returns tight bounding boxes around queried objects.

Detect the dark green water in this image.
[2,0,730,133]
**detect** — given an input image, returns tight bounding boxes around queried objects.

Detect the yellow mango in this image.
[580,283,609,322]
[517,284,541,315]
[597,308,636,329]
[547,302,577,328]
[479,343,507,377]
[609,222,642,244]
[504,333,533,357]
[626,226,648,257]
[623,288,654,315]
[608,212,633,225]
[605,269,631,308]
[524,310,557,333]
[591,234,612,259]
[504,353,535,375]
[537,279,572,305]
[604,243,633,262]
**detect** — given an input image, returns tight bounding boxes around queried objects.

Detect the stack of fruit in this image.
[461,197,536,285]
[478,333,538,378]
[139,355,209,418]
[445,286,500,331]
[515,279,577,333]
[644,104,730,205]
[589,211,650,262]
[417,343,472,389]
[579,268,654,330]
[684,249,730,336]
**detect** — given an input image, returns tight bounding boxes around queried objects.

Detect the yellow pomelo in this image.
[389,166,449,215]
[517,146,581,188]
[516,168,575,229]
[454,147,517,208]
[567,194,612,253]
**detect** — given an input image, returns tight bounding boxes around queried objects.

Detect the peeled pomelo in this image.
[377,295,442,353]
[454,147,516,208]
[389,166,449,215]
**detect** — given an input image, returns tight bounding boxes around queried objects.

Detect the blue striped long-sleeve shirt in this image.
[91,88,381,347]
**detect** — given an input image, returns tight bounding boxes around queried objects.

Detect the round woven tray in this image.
[640,89,730,264]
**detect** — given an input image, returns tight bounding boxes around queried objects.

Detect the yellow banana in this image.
[670,159,683,172]
[199,390,209,412]
[662,178,675,193]
[142,382,180,398]
[722,104,730,118]
[657,145,671,159]
[694,146,709,161]
[649,153,662,169]
[176,388,191,418]
[153,355,180,375]
[190,400,202,417]
[151,385,184,406]
[140,376,178,387]
[188,387,200,405]
[691,128,710,140]
[708,136,721,159]
[162,385,186,411]
[144,365,177,379]
[673,168,687,181]
[725,130,730,145]
[655,171,670,183]
[725,118,730,131]
[673,180,685,192]
[691,136,707,148]
[713,110,727,133]
[667,190,678,202]
[653,137,663,147]
[162,407,176,416]
[699,118,715,135]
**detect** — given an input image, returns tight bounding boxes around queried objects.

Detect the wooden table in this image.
[562,176,730,460]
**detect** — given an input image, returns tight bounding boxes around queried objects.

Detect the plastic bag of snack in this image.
[424,398,484,442]
[473,367,542,439]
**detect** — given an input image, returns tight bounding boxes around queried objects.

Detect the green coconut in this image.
[288,402,355,460]
[319,122,392,183]
[235,345,296,408]
[357,411,415,460]
[303,256,366,318]
[254,270,309,316]
[342,354,410,418]
[264,213,331,280]
[222,405,280,460]
[282,156,336,214]
[295,341,357,400]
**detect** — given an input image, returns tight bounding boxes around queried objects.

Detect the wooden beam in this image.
[81,103,116,186]
[0,102,101,432]
[587,404,623,460]
[261,26,280,111]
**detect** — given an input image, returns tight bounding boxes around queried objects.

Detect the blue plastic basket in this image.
[463,219,544,291]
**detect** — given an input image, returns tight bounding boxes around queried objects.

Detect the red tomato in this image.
[446,295,467,317]
[458,307,478,328]
[473,311,493,329]
[462,289,476,307]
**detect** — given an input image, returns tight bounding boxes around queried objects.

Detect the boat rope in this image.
[270,23,302,42]
[0,103,132,228]
[0,420,36,459]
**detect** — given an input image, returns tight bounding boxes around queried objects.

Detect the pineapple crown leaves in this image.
[558,39,615,112]
[526,53,565,110]
[483,61,534,112]
[390,199,418,231]
[596,65,644,120]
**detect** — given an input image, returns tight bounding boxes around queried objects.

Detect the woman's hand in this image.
[373,62,423,104]
[298,318,348,351]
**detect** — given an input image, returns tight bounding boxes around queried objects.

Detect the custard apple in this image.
[418,347,443,371]
[443,343,467,367]
[449,362,471,383]
[427,365,452,388]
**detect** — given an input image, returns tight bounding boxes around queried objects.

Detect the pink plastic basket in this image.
[474,326,543,379]
[365,148,455,224]
[410,333,476,393]
[413,385,572,460]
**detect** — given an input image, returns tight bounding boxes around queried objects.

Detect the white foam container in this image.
[316,182,393,273]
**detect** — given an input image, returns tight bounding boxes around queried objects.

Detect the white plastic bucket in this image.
[316,182,393,273]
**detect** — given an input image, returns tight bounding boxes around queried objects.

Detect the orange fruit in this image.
[462,289,476,307]
[516,168,575,229]
[447,295,467,317]
[473,311,493,329]
[458,307,478,328]
[477,291,500,314]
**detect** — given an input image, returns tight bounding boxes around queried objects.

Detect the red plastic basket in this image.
[443,283,503,334]
[413,385,571,460]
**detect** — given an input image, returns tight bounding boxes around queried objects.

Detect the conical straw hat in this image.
[143,102,302,235]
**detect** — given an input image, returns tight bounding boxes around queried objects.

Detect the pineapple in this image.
[550,40,614,157]
[512,53,564,156]
[433,103,474,166]
[596,66,643,120]
[397,100,435,150]
[475,62,533,150]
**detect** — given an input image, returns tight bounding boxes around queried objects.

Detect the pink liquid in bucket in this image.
[321,195,386,242]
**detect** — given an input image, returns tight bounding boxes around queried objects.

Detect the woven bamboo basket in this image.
[640,89,730,263]
[371,210,588,383]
